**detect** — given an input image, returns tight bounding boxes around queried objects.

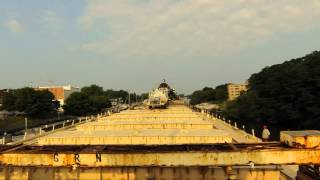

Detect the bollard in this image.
[52,124,55,131]
[72,120,75,126]
[39,128,42,135]
[79,118,82,123]
[252,129,255,137]
[242,125,245,131]
[235,122,237,129]
[228,120,231,124]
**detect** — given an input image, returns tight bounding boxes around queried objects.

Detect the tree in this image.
[2,90,16,111]
[89,95,111,113]
[215,84,228,101]
[63,92,91,116]
[189,85,228,105]
[26,90,55,116]
[81,85,104,96]
[223,51,320,130]
[64,85,112,116]
[104,89,128,101]
[2,87,56,117]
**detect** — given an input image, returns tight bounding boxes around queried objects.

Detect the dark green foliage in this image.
[215,85,228,101]
[223,51,320,129]
[2,90,16,111]
[63,92,91,116]
[2,87,56,117]
[26,90,55,116]
[104,89,128,101]
[139,93,149,100]
[64,85,112,116]
[89,95,111,113]
[81,85,104,96]
[189,85,228,105]
[64,85,148,116]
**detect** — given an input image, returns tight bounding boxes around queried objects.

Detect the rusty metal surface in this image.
[281,130,320,149]
[0,143,282,153]
[1,149,320,167]
[1,143,320,167]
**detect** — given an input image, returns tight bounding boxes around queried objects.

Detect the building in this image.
[36,85,80,107]
[227,83,248,101]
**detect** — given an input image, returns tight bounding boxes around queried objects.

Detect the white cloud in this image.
[5,19,24,33]
[78,0,320,60]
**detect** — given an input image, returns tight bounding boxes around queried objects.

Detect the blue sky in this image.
[1,0,320,94]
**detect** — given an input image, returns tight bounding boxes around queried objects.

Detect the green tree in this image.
[89,95,111,113]
[81,85,104,96]
[63,92,91,116]
[104,89,128,101]
[64,85,112,116]
[2,87,56,117]
[215,84,228,101]
[223,51,320,130]
[26,90,55,116]
[2,90,16,111]
[189,85,228,105]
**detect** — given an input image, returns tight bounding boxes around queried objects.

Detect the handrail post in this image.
[23,132,27,140]
[2,133,5,144]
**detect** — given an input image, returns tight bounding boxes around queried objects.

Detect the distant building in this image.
[227,83,248,101]
[36,85,80,107]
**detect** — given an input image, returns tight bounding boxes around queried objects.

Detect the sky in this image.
[0,0,320,94]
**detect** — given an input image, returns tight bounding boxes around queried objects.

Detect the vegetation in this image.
[63,85,147,116]
[223,51,320,130]
[189,84,228,105]
[1,87,57,117]
[104,89,128,101]
[63,85,112,116]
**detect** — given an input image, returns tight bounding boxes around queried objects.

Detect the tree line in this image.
[223,51,320,130]
[1,88,57,117]
[1,84,147,117]
[189,84,228,105]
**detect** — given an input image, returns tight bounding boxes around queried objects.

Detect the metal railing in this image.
[194,108,261,142]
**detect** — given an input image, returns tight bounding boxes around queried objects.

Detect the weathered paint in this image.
[1,149,320,167]
[77,121,214,131]
[280,130,320,149]
[0,166,281,180]
[37,129,232,145]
